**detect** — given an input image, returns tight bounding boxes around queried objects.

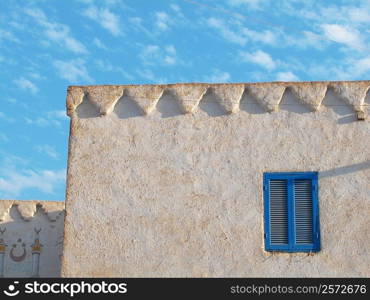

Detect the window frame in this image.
[263,172,321,252]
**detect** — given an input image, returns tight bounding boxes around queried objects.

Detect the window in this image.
[263,172,320,252]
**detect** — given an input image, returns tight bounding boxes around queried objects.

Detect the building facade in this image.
[0,200,64,277]
[59,81,369,277]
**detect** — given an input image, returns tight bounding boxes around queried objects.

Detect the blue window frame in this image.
[263,172,320,252]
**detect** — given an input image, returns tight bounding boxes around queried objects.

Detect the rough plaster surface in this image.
[0,200,65,277]
[63,81,370,277]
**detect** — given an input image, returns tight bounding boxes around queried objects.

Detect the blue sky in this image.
[1,0,370,201]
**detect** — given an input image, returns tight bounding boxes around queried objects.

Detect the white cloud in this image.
[347,8,370,24]
[139,45,178,66]
[0,29,20,43]
[170,4,181,13]
[304,4,370,25]
[154,11,172,31]
[25,117,49,127]
[94,59,134,80]
[136,69,167,83]
[203,69,231,83]
[240,50,276,70]
[14,77,39,94]
[306,54,370,80]
[47,110,68,120]
[0,133,8,142]
[228,0,265,10]
[321,24,364,51]
[206,17,247,45]
[129,17,155,37]
[45,27,87,53]
[93,37,107,49]
[206,17,277,46]
[0,112,15,123]
[294,31,324,49]
[242,27,276,45]
[0,168,66,197]
[350,57,370,77]
[25,110,68,128]
[35,145,59,159]
[83,6,121,36]
[25,8,88,54]
[53,59,93,83]
[276,71,299,81]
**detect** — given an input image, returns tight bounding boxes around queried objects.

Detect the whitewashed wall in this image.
[0,200,64,277]
[62,81,370,277]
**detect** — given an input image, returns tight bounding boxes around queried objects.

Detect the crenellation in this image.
[330,81,370,112]
[288,82,327,111]
[211,84,245,114]
[171,84,208,114]
[125,85,164,115]
[67,81,370,118]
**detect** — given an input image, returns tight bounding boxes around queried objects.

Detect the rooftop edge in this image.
[65,80,370,118]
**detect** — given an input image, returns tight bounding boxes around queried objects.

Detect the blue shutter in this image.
[294,179,313,244]
[269,180,288,245]
[264,172,320,252]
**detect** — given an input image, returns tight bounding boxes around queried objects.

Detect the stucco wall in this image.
[62,81,370,277]
[0,200,65,277]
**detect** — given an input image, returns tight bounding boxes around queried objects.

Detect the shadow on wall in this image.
[320,161,370,178]
[323,88,357,124]
[157,90,183,118]
[75,95,100,118]
[0,204,64,278]
[240,91,265,115]
[280,88,312,114]
[113,95,142,119]
[198,89,227,117]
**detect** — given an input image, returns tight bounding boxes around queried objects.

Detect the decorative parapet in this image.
[0,200,64,223]
[66,81,370,119]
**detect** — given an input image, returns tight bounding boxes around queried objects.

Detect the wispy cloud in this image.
[83,5,121,36]
[228,0,266,10]
[14,77,39,94]
[0,168,66,197]
[136,68,167,83]
[93,37,107,49]
[321,24,364,51]
[25,8,88,54]
[349,56,370,78]
[35,144,59,159]
[206,17,247,45]
[0,29,21,43]
[53,59,93,83]
[154,11,172,31]
[0,112,15,123]
[47,110,68,120]
[203,69,231,83]
[242,27,276,45]
[276,71,299,82]
[139,44,178,66]
[25,110,68,128]
[0,133,8,143]
[129,17,154,37]
[205,17,277,46]
[94,59,134,80]
[240,50,276,70]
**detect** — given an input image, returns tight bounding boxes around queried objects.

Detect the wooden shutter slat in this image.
[294,179,313,244]
[269,180,288,245]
